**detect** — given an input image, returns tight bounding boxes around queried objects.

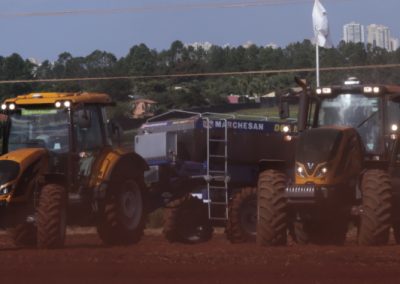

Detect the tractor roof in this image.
[316,83,400,97]
[3,92,113,106]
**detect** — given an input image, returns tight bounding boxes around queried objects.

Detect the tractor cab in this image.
[0,93,115,193]
[279,78,400,172]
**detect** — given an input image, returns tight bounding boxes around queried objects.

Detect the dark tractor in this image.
[257,78,400,246]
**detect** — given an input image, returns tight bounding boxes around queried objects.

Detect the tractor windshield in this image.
[8,108,70,153]
[318,94,382,154]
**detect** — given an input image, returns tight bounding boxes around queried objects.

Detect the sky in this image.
[0,0,398,62]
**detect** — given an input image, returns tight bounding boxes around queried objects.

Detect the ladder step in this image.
[209,186,227,189]
[209,155,226,158]
[210,201,228,205]
[209,177,228,182]
[209,139,227,143]
[209,170,226,174]
[209,217,228,221]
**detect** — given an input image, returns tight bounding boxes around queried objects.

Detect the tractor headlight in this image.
[282,125,290,133]
[315,167,328,178]
[8,103,16,110]
[364,86,381,94]
[296,166,306,178]
[363,86,373,93]
[55,100,72,108]
[0,186,11,195]
[316,88,332,95]
[1,104,7,110]
[63,100,71,108]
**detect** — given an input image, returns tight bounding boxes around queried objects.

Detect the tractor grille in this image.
[285,185,316,199]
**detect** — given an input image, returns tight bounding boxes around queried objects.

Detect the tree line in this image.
[1,40,400,110]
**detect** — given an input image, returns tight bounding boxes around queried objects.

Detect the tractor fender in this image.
[0,148,48,203]
[259,159,289,173]
[92,149,149,196]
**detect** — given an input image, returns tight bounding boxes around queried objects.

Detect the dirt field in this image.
[1,228,400,284]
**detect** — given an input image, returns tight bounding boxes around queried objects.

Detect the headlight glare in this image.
[63,101,71,108]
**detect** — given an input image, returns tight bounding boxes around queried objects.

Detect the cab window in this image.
[74,106,104,152]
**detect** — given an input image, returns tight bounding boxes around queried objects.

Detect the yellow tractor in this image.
[0,92,148,248]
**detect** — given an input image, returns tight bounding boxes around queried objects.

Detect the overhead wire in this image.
[0,63,399,85]
[0,0,349,18]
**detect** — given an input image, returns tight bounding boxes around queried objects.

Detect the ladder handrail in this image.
[146,109,202,122]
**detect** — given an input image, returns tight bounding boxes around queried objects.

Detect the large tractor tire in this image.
[37,184,67,249]
[97,179,146,245]
[11,223,37,248]
[358,169,392,246]
[257,170,287,246]
[163,195,213,244]
[226,187,257,243]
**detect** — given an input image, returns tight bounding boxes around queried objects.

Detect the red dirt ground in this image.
[1,228,400,284]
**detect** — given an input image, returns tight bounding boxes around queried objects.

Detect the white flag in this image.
[312,0,332,48]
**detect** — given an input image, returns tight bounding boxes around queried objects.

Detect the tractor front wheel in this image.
[358,169,392,246]
[163,195,213,244]
[36,184,67,249]
[257,170,287,246]
[226,187,257,243]
[97,179,146,245]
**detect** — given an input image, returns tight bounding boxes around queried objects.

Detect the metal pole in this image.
[316,35,320,88]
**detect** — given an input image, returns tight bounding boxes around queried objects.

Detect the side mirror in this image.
[279,100,290,120]
[295,76,308,89]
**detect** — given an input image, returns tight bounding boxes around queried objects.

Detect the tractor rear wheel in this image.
[163,195,213,244]
[37,184,67,249]
[97,179,146,245]
[358,169,392,245]
[226,187,257,243]
[257,170,287,246]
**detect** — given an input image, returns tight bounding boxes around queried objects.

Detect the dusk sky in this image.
[0,0,398,61]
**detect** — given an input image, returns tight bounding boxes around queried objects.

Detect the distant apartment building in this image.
[343,22,364,43]
[185,41,213,51]
[265,42,279,49]
[242,41,255,49]
[367,24,391,50]
[391,38,400,51]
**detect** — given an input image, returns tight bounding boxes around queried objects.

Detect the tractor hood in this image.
[0,148,48,201]
[295,127,364,186]
[296,128,343,164]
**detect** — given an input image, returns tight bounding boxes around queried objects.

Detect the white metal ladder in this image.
[205,117,229,221]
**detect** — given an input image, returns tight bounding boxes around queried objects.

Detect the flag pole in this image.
[316,31,320,87]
